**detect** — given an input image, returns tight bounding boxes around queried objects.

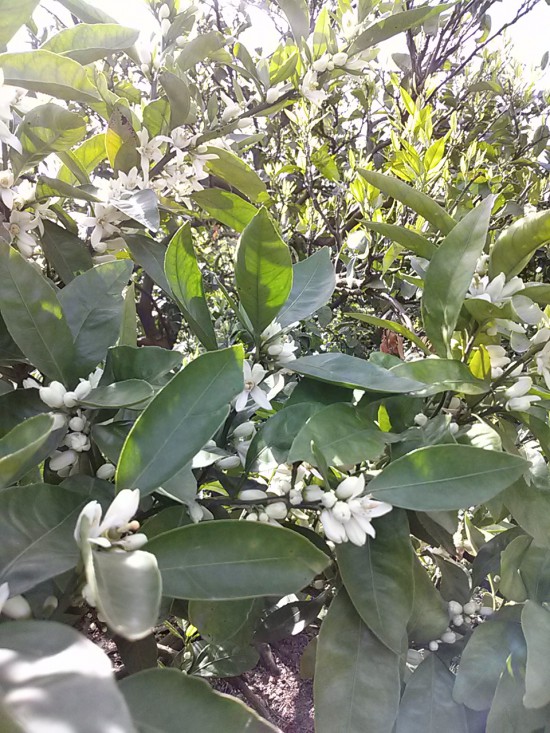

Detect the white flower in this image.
[485,345,510,378]
[333,52,348,67]
[64,431,91,452]
[74,489,141,549]
[300,69,327,107]
[215,454,242,469]
[96,463,116,480]
[235,362,272,412]
[39,380,67,408]
[7,209,39,258]
[536,341,550,389]
[265,501,288,520]
[303,485,324,502]
[158,3,170,19]
[312,53,332,73]
[319,474,392,546]
[266,83,291,104]
[506,395,541,412]
[0,169,14,208]
[82,204,122,252]
[68,414,87,432]
[467,271,524,303]
[513,295,544,326]
[136,129,166,180]
[505,376,533,400]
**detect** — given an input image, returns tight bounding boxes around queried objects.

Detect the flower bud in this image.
[161,17,171,36]
[96,463,116,480]
[480,606,494,617]
[2,595,32,619]
[232,421,256,440]
[320,491,337,509]
[64,431,90,452]
[176,35,186,48]
[64,380,92,408]
[42,595,58,614]
[332,501,352,523]
[49,449,77,472]
[289,489,302,506]
[452,614,464,627]
[441,630,457,644]
[216,455,242,470]
[158,3,170,19]
[237,117,253,129]
[428,640,439,652]
[246,512,258,521]
[69,415,87,432]
[449,422,459,435]
[118,533,148,550]
[265,501,288,520]
[303,485,324,502]
[39,381,67,408]
[140,63,150,75]
[266,87,281,104]
[17,240,35,258]
[312,53,331,73]
[448,600,463,616]
[238,489,268,501]
[333,52,348,66]
[463,601,478,616]
[258,512,269,523]
[414,413,428,427]
[335,475,364,500]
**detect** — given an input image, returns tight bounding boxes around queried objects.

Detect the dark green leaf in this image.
[277,248,336,327]
[126,233,170,293]
[314,589,401,733]
[119,668,277,732]
[79,380,154,408]
[40,220,93,284]
[105,103,140,173]
[147,520,329,600]
[523,601,550,709]
[390,358,488,396]
[165,224,217,350]
[0,414,55,489]
[504,478,550,548]
[369,445,526,511]
[189,598,262,645]
[107,345,181,384]
[407,555,449,645]
[116,347,243,494]
[472,526,525,587]
[337,510,414,653]
[486,657,549,733]
[0,241,76,384]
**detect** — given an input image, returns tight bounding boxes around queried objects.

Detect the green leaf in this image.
[192,189,257,232]
[407,555,449,645]
[0,241,76,385]
[0,621,135,733]
[165,224,217,350]
[116,347,243,494]
[189,598,262,645]
[363,221,438,260]
[126,234,171,293]
[486,657,549,733]
[206,147,268,204]
[0,0,40,46]
[472,526,525,587]
[58,133,107,185]
[523,601,550,709]
[57,0,117,23]
[489,211,550,279]
[89,549,162,641]
[0,414,55,489]
[245,402,319,471]
[274,0,310,39]
[369,445,527,511]
[454,610,525,711]
[79,380,154,408]
[288,403,387,467]
[177,31,226,72]
[255,596,323,643]
[0,484,90,595]
[143,99,170,138]
[112,189,160,231]
[359,169,456,235]
[314,589,401,733]
[40,220,93,284]
[434,555,471,604]
[276,247,336,327]
[58,260,132,378]
[422,196,493,356]
[235,207,293,334]
[158,71,192,127]
[107,345,181,384]
[147,520,329,600]
[396,654,469,733]
[119,668,278,732]
[36,175,99,202]
[351,314,430,354]
[287,353,426,393]
[92,421,132,464]
[105,103,140,173]
[42,23,139,65]
[350,4,454,53]
[504,478,550,549]
[500,535,531,602]
[389,358,488,395]
[11,103,86,175]
[337,510,414,653]
[0,51,101,103]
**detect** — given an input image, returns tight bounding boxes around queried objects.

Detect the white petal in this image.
[251,363,267,383]
[0,582,10,614]
[343,516,367,546]
[74,501,102,545]
[335,474,365,500]
[320,509,347,543]
[99,489,140,534]
[250,386,272,411]
[234,389,249,412]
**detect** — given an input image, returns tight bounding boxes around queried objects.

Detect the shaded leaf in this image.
[277,247,336,327]
[40,220,93,284]
[0,414,55,489]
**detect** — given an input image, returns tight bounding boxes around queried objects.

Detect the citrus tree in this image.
[1,1,550,731]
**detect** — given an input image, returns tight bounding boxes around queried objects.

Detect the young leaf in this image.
[351,314,431,354]
[314,589,401,733]
[369,445,527,511]
[396,654,469,733]
[337,510,414,653]
[116,347,244,494]
[0,621,135,733]
[192,189,257,232]
[422,196,493,355]
[359,169,456,235]
[0,50,101,103]
[0,413,55,489]
[147,520,330,600]
[120,668,278,732]
[235,207,293,335]
[165,224,217,350]
[0,241,76,385]
[276,247,336,327]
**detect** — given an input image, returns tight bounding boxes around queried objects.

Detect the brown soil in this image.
[216,634,314,733]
